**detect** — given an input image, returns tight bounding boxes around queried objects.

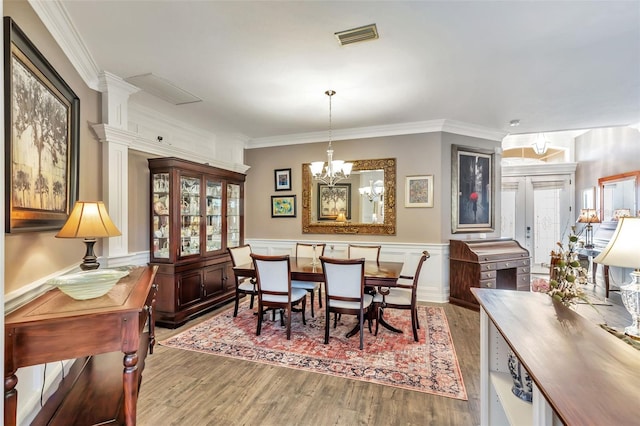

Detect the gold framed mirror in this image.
[302,158,396,234]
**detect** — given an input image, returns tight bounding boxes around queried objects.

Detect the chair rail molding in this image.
[245,239,449,303]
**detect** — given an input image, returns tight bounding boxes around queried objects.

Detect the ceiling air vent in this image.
[125,73,202,105]
[335,24,378,46]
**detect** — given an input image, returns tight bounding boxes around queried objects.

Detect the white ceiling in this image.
[49,1,640,144]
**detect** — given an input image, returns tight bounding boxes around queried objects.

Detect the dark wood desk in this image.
[449,239,530,310]
[5,266,158,426]
[473,288,639,425]
[234,257,404,334]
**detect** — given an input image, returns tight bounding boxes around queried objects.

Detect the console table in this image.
[473,288,639,425]
[449,239,530,309]
[4,265,158,426]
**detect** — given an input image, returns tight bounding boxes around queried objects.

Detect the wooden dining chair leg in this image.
[324,305,330,344]
[359,310,365,350]
[256,306,263,336]
[333,313,338,328]
[411,308,419,342]
[318,286,323,308]
[310,290,315,318]
[234,293,241,317]
[301,298,307,325]
[249,294,255,309]
[286,307,292,340]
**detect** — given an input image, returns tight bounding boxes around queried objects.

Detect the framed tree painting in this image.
[317,183,351,220]
[4,17,80,232]
[451,144,495,233]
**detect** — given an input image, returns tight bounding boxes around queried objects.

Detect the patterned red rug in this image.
[159,300,467,400]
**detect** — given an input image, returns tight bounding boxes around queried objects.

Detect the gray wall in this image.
[245,132,502,244]
[4,1,102,294]
[574,126,640,213]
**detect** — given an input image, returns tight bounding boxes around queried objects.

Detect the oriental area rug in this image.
[159,301,467,400]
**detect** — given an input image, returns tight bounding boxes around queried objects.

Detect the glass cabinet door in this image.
[180,175,201,257]
[152,172,170,260]
[205,179,223,253]
[227,183,241,248]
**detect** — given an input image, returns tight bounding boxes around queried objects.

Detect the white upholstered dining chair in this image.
[320,256,373,350]
[348,244,381,264]
[291,242,326,317]
[251,253,307,340]
[228,244,257,317]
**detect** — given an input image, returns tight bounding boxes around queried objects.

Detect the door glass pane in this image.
[501,188,517,239]
[205,179,222,252]
[227,183,240,248]
[533,187,563,268]
[152,172,170,259]
[180,176,200,256]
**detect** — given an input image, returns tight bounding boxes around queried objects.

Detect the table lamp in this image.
[55,201,122,270]
[593,217,640,337]
[577,208,600,248]
[336,212,347,222]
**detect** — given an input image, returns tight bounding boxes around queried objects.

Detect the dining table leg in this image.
[378,306,403,334]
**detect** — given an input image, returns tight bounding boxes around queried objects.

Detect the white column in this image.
[93,72,139,260]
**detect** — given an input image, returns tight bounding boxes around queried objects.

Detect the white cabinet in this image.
[473,288,640,426]
[479,309,553,426]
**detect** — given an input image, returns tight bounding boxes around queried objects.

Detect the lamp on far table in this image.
[593,217,640,337]
[577,208,600,248]
[55,201,122,270]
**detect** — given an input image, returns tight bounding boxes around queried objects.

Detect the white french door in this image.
[501,170,575,275]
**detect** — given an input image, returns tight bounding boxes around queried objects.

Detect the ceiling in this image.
[46,1,640,145]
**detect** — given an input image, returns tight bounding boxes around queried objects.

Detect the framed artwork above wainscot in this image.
[4,17,80,232]
[405,175,434,208]
[451,144,495,233]
[272,195,296,218]
[274,168,292,191]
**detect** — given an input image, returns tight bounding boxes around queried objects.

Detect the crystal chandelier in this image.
[310,90,352,187]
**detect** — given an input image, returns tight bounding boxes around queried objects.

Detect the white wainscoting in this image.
[246,239,450,303]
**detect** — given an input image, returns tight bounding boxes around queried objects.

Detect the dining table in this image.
[232,256,405,336]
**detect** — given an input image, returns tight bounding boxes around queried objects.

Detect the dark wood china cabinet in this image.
[148,157,245,328]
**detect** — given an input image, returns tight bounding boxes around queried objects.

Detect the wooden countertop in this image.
[472,288,640,426]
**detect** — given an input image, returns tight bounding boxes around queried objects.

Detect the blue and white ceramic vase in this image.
[507,351,533,403]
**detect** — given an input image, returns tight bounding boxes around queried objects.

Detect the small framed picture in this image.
[271,195,296,218]
[405,175,434,208]
[274,168,292,191]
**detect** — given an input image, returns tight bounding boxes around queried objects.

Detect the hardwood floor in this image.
[137,302,482,426]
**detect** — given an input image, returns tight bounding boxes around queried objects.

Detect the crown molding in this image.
[440,119,507,142]
[246,119,506,149]
[92,124,250,174]
[29,0,101,90]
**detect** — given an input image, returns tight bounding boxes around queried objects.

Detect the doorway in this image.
[501,164,576,275]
